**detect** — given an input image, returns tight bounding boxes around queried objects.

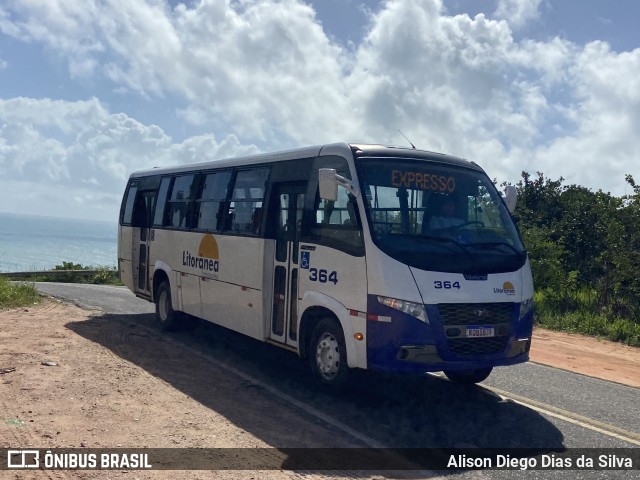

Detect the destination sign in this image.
[391,170,456,192]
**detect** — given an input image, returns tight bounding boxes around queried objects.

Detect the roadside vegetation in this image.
[0,276,41,309]
[513,173,640,347]
[0,261,120,309]
[33,261,121,285]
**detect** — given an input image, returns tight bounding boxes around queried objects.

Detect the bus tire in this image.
[443,367,492,384]
[309,318,349,385]
[155,281,181,331]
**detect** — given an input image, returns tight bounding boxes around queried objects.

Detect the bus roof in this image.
[349,144,482,171]
[128,142,481,179]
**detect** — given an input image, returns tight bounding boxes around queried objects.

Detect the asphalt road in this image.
[34,282,640,479]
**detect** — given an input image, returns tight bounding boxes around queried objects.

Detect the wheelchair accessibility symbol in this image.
[301,251,310,269]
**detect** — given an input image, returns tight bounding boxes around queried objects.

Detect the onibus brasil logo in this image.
[182,234,220,273]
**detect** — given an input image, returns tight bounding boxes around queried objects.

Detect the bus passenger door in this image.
[132,191,156,296]
[269,185,305,347]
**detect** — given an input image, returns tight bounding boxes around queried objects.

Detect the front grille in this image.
[447,337,509,356]
[436,303,514,357]
[437,302,513,326]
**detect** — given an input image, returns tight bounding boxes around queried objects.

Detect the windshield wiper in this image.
[470,241,521,255]
[413,234,475,256]
[381,232,467,254]
[420,235,466,245]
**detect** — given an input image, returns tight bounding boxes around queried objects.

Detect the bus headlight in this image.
[377,296,428,323]
[519,297,534,320]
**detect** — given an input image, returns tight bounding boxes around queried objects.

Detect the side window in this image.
[153,177,171,227]
[469,183,501,228]
[364,185,404,234]
[131,193,152,228]
[197,171,231,232]
[316,188,358,226]
[121,182,139,225]
[308,187,363,254]
[166,174,195,229]
[304,157,364,256]
[228,168,269,235]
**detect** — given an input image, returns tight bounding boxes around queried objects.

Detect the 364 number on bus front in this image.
[309,268,338,285]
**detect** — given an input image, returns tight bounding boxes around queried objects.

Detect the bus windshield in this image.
[356,159,527,274]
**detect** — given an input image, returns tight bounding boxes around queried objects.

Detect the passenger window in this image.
[228,168,269,235]
[197,171,231,232]
[121,183,139,225]
[153,177,171,227]
[166,175,195,229]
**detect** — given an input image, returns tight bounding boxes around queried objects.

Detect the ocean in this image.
[0,212,117,272]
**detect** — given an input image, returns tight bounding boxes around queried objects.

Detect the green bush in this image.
[90,266,121,285]
[534,289,640,347]
[35,262,121,285]
[516,172,640,346]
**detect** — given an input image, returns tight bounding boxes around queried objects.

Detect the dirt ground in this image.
[530,326,640,388]
[1,299,639,479]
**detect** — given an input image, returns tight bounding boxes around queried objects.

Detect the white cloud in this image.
[529,42,640,190]
[0,1,105,77]
[347,0,639,191]
[0,0,351,144]
[0,0,639,223]
[494,0,543,30]
[346,0,561,175]
[0,97,258,220]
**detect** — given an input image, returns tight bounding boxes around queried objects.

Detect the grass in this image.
[0,277,41,309]
[534,289,640,347]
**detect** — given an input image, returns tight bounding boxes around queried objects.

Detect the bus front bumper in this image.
[390,337,530,372]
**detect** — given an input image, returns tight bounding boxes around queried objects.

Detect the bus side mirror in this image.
[504,185,517,213]
[319,168,338,201]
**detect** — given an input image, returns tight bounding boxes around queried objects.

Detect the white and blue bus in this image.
[118,143,534,385]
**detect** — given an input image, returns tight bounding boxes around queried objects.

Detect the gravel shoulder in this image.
[0,300,372,480]
[530,327,640,388]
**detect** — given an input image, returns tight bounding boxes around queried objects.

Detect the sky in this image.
[0,0,639,222]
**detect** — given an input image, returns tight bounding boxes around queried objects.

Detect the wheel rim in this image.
[315,332,341,380]
[158,289,169,322]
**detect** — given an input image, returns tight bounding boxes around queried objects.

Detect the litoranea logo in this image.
[182,234,220,273]
[494,281,516,295]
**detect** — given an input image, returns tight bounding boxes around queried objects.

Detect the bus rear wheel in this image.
[443,367,492,384]
[155,281,181,331]
[309,319,348,385]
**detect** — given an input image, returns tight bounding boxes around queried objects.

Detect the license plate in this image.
[466,326,495,338]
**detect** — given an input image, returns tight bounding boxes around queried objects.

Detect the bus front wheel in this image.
[443,367,492,384]
[155,281,181,331]
[309,319,348,385]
